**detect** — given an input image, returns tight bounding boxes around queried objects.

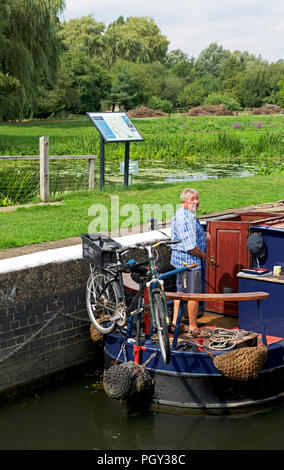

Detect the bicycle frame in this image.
[88,241,189,337]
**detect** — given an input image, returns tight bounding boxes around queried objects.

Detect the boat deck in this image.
[122,272,283,349]
[167,311,283,349]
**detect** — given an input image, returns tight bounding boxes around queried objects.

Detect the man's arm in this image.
[189,247,206,261]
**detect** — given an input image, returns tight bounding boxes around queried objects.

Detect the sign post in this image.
[124,141,130,187]
[99,135,105,188]
[87,112,143,188]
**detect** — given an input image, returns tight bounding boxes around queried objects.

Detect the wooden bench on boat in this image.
[122,273,270,346]
[122,273,269,302]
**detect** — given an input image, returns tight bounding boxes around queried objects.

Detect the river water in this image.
[106,161,256,185]
[1,369,284,451]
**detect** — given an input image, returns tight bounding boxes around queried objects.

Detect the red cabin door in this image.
[205,220,250,316]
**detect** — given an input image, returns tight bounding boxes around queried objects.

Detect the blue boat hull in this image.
[104,332,284,414]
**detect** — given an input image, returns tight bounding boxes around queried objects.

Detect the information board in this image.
[87,112,144,143]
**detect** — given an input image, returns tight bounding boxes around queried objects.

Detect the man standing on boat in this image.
[170,188,207,337]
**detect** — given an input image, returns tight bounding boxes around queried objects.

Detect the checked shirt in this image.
[170,207,206,269]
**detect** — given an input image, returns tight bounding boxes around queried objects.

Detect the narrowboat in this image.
[100,209,284,414]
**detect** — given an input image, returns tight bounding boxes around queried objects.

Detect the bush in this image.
[203,92,241,111]
[148,97,173,114]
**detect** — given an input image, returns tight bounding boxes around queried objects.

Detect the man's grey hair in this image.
[180,188,198,202]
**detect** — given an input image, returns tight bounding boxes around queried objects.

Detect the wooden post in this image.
[88,158,95,190]
[40,136,50,202]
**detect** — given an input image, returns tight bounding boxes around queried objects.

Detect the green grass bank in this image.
[1,175,284,250]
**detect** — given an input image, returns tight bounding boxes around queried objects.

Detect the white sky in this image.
[61,0,284,63]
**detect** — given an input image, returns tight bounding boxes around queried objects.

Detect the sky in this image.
[61,0,284,63]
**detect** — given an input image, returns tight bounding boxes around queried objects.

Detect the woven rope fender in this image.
[90,324,103,343]
[212,346,268,381]
[103,361,152,400]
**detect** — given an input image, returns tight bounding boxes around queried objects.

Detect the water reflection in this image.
[105,161,255,185]
[1,372,284,450]
[165,170,252,183]
[162,162,254,183]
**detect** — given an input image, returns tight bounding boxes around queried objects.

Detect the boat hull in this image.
[104,332,284,414]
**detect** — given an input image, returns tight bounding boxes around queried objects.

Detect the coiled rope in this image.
[208,328,242,351]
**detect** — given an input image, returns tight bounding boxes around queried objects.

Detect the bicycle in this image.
[82,233,180,364]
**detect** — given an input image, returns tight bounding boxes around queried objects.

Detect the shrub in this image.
[203,92,242,111]
[148,96,173,114]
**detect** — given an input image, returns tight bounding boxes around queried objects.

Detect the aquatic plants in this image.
[255,163,284,175]
[0,164,39,205]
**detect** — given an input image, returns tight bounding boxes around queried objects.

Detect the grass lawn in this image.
[1,175,284,250]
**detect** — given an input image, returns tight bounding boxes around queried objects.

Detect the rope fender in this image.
[207,346,268,381]
[103,345,155,400]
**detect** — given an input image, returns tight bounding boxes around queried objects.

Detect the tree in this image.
[0,0,65,119]
[36,51,111,116]
[0,73,20,121]
[236,66,275,108]
[219,54,247,98]
[171,58,197,82]
[104,67,138,111]
[178,76,220,109]
[102,16,169,69]
[164,49,189,68]
[59,15,105,58]
[276,78,284,107]
[161,75,185,106]
[127,61,166,105]
[178,81,207,109]
[195,42,230,77]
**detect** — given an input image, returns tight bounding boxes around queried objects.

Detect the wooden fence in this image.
[0,136,97,202]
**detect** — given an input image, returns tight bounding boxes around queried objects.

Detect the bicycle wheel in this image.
[86,269,123,334]
[153,292,171,364]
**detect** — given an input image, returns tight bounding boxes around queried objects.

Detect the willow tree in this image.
[0,0,65,120]
[59,15,105,58]
[102,17,169,69]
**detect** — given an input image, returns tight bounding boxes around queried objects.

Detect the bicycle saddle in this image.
[131,266,149,284]
[88,233,122,252]
[102,241,122,252]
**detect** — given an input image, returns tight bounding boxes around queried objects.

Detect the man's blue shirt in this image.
[170,207,206,269]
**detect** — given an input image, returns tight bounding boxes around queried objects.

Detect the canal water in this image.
[105,161,256,185]
[1,369,284,451]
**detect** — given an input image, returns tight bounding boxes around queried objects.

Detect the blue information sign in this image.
[87,112,143,143]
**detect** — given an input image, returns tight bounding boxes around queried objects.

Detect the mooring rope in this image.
[208,328,242,351]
